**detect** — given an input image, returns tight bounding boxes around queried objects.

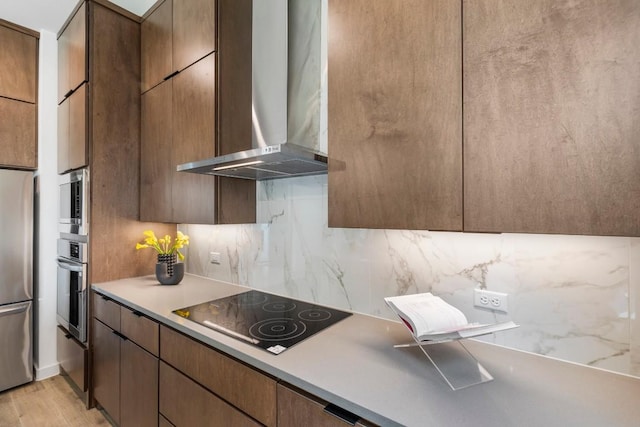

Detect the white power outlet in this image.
[209,251,221,265]
[474,289,509,313]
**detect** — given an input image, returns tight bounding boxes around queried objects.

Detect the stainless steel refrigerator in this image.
[0,169,33,392]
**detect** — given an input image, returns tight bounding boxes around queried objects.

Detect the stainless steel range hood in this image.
[178,0,327,180]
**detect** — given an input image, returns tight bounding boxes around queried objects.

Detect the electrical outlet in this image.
[474,289,509,313]
[209,251,221,265]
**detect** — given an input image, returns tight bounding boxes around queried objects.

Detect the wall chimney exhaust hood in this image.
[178,0,328,180]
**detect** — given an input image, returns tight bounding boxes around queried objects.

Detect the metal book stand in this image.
[394,337,493,391]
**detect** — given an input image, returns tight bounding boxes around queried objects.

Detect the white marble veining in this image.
[181,175,640,376]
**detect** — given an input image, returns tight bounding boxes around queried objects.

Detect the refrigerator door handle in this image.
[56,259,84,273]
[0,302,30,318]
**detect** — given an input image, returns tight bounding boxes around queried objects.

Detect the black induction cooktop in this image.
[173,290,352,354]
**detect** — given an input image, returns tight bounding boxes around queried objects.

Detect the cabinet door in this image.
[328,0,462,231]
[277,383,372,427]
[160,326,277,426]
[141,0,173,93]
[141,79,174,222]
[171,54,217,224]
[121,340,158,427]
[92,319,121,424]
[172,0,216,73]
[159,362,260,427]
[0,97,37,169]
[0,25,37,103]
[58,83,88,174]
[463,0,640,236]
[58,2,86,103]
[57,326,87,392]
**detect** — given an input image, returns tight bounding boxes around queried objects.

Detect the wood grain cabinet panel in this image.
[57,2,86,104]
[141,0,172,93]
[277,383,373,427]
[327,0,462,231]
[120,306,160,356]
[141,0,216,93]
[159,362,260,427]
[463,0,640,236]
[172,0,216,73]
[171,54,217,223]
[141,55,217,224]
[0,24,37,103]
[92,318,121,425]
[160,325,277,426]
[0,97,36,169]
[57,82,87,174]
[121,339,159,427]
[92,293,121,332]
[141,79,174,222]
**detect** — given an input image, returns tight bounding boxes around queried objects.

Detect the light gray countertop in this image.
[92,274,640,427]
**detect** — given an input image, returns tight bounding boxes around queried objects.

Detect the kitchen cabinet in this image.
[140,0,255,224]
[57,82,87,174]
[463,0,640,236]
[0,22,38,103]
[0,97,37,169]
[160,325,277,426]
[141,0,215,93]
[327,0,462,231]
[277,383,374,427]
[57,326,87,392]
[141,55,217,223]
[92,292,159,427]
[0,20,38,169]
[57,2,174,408]
[57,1,86,104]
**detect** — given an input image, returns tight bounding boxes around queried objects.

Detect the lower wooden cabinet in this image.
[277,383,373,427]
[92,292,159,427]
[159,362,260,427]
[160,325,277,426]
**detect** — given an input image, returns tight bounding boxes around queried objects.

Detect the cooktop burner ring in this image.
[236,292,269,306]
[298,308,332,322]
[249,318,307,342]
[262,301,297,313]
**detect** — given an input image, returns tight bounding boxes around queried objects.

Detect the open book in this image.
[384,292,518,342]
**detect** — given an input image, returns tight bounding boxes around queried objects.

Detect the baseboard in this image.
[34,362,60,381]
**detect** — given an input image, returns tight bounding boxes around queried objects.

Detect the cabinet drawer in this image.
[56,325,87,392]
[160,326,277,426]
[277,383,373,427]
[93,292,121,331]
[159,362,260,427]
[121,306,159,356]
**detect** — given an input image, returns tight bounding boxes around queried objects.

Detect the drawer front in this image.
[56,325,87,392]
[159,362,260,427]
[92,292,121,331]
[160,326,277,426]
[277,383,371,427]
[121,306,159,356]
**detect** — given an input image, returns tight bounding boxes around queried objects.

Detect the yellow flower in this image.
[135,230,190,260]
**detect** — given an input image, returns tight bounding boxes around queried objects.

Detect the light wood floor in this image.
[0,376,109,427]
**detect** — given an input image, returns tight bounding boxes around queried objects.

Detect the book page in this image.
[385,293,468,338]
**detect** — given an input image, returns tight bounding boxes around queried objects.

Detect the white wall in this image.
[34,29,60,380]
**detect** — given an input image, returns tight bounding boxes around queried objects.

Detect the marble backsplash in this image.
[181,175,639,377]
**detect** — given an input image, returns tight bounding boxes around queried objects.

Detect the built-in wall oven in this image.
[57,168,89,343]
[56,238,88,342]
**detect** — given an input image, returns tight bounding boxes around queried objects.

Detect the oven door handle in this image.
[56,258,84,273]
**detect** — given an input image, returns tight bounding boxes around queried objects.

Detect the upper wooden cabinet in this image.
[0,20,38,169]
[141,0,216,93]
[57,2,87,104]
[57,82,87,174]
[0,22,38,103]
[327,0,462,231]
[140,0,255,225]
[463,0,640,236]
[141,55,217,223]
